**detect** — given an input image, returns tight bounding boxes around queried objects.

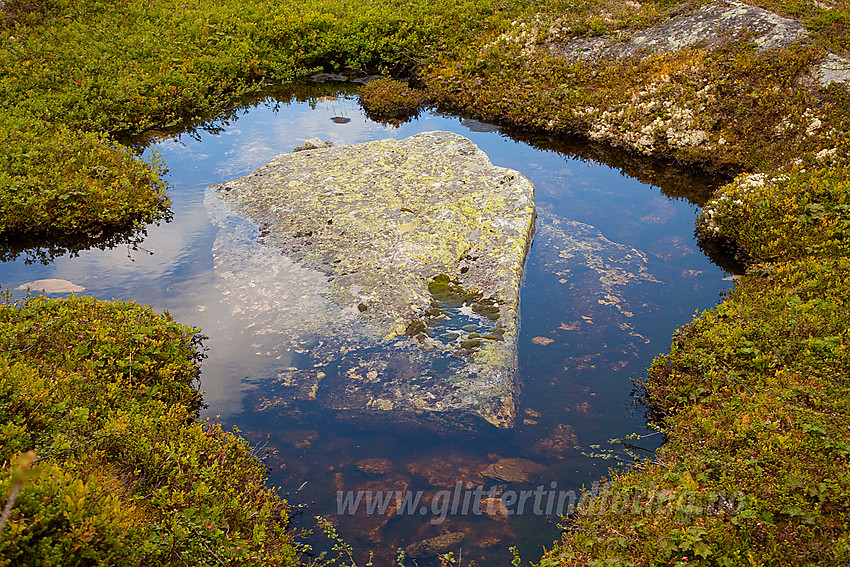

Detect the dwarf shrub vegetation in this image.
[358,77,428,124]
[3,0,850,564]
[0,293,298,566]
[0,0,569,236]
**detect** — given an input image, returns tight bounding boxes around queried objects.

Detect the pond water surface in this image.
[0,85,733,566]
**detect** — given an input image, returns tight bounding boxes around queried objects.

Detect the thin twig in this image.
[0,482,21,542]
[193,529,227,566]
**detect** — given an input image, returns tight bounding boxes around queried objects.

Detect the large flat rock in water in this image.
[207,131,536,429]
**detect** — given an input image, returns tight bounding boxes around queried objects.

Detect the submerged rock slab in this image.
[526,211,664,377]
[208,131,536,429]
[16,279,85,293]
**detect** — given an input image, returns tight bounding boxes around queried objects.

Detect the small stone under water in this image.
[481,457,546,483]
[405,532,465,558]
[16,279,85,293]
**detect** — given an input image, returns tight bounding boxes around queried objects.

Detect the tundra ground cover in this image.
[2,0,850,564]
[0,293,299,565]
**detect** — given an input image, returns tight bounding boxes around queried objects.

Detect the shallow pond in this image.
[0,84,734,566]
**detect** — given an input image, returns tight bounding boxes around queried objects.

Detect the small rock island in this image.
[208,131,536,429]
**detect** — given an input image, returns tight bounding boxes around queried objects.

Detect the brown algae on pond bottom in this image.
[207,131,536,429]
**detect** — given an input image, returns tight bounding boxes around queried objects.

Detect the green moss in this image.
[404,319,427,335]
[428,274,469,308]
[426,274,501,321]
[411,1,850,564]
[472,297,501,320]
[358,77,428,125]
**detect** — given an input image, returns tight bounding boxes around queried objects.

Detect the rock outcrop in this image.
[556,0,807,62]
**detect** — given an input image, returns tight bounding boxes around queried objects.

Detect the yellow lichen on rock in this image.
[208,131,536,429]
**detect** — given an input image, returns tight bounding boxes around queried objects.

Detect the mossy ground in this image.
[358,77,429,125]
[3,0,850,564]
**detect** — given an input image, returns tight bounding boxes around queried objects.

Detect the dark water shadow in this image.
[438,113,730,206]
[696,233,750,275]
[0,221,164,265]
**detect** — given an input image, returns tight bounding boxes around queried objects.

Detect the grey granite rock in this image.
[813,53,850,88]
[555,0,808,62]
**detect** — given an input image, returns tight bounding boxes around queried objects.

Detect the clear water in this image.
[0,85,733,566]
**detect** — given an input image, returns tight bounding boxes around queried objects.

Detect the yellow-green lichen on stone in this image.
[207,131,536,429]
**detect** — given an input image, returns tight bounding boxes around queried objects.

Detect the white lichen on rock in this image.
[555,0,807,62]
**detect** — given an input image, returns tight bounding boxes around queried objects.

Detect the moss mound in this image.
[358,77,428,124]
